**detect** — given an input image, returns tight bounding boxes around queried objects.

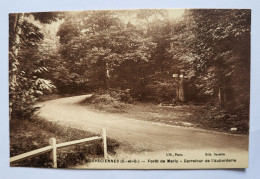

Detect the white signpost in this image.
[172,74,178,78]
[173,71,185,102]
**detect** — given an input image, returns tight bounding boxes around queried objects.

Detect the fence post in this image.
[49,138,57,168]
[102,128,108,159]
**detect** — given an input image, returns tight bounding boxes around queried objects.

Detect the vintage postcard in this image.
[9,9,250,169]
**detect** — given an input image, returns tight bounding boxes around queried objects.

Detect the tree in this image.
[137,10,194,102]
[56,11,156,93]
[186,9,250,111]
[9,12,61,119]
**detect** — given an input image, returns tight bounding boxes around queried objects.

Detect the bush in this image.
[81,92,132,113]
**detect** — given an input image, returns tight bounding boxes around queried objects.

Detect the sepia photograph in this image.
[9,9,250,169]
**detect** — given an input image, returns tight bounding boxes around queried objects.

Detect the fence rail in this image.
[10,128,107,168]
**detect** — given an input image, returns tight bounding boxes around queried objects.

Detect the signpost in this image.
[173,71,185,102]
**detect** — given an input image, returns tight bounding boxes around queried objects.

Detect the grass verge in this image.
[10,117,119,168]
[81,93,249,134]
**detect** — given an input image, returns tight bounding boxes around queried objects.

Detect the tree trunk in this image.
[216,63,224,108]
[178,72,185,102]
[218,87,223,107]
[105,62,110,90]
[9,13,24,119]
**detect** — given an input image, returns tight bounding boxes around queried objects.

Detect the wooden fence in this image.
[10,128,107,168]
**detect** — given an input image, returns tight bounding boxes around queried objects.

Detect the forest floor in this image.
[10,117,119,168]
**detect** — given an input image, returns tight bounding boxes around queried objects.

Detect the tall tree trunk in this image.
[216,62,224,108]
[178,72,185,102]
[105,62,110,90]
[218,87,223,107]
[9,13,24,119]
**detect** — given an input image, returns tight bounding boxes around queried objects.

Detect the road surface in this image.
[38,95,249,168]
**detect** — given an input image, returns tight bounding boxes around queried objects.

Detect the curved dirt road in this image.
[38,95,249,168]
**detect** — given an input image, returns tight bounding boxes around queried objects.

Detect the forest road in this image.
[38,95,248,164]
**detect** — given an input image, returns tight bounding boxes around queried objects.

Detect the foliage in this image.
[81,92,132,113]
[56,10,156,93]
[9,13,59,119]
[186,9,250,112]
[9,9,250,122]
